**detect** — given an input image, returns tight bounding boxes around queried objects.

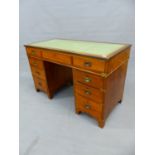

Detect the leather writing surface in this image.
[27,39,130,59]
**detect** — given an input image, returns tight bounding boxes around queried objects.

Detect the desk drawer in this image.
[75,83,104,103]
[26,48,42,58]
[76,94,102,119]
[31,67,46,80]
[29,57,44,69]
[73,69,105,89]
[42,51,72,65]
[73,56,106,72]
[33,77,47,92]
[76,94,103,112]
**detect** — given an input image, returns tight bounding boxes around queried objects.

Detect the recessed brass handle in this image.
[84,61,92,67]
[36,71,40,75]
[38,82,42,86]
[84,104,91,110]
[31,50,36,55]
[84,90,91,95]
[33,62,37,66]
[84,77,91,83]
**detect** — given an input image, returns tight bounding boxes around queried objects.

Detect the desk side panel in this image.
[104,61,129,119]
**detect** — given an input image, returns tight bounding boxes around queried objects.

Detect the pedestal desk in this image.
[25,39,131,128]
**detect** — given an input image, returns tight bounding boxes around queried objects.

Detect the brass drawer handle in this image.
[31,50,36,55]
[36,71,40,75]
[84,77,91,83]
[84,61,92,67]
[84,90,91,95]
[38,82,42,86]
[84,104,91,110]
[33,62,37,66]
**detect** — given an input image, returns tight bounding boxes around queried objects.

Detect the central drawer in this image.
[42,50,72,65]
[75,83,104,103]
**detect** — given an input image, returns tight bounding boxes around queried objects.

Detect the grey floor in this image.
[20,61,135,155]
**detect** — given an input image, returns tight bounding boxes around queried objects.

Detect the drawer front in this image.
[76,95,102,119]
[73,56,106,72]
[76,94,103,112]
[75,83,104,103]
[42,50,72,65]
[73,69,105,89]
[29,57,44,69]
[26,48,42,58]
[33,77,47,91]
[31,67,46,80]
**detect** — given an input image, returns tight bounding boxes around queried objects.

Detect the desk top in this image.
[26,39,131,59]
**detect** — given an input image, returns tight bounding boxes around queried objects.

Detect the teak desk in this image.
[25,39,131,128]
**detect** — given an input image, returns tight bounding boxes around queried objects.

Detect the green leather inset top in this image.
[27,39,130,59]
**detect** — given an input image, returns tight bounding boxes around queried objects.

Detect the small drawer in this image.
[76,94,102,119]
[29,57,44,69]
[31,67,46,80]
[73,56,106,72]
[42,50,72,65]
[33,77,47,92]
[26,48,42,58]
[76,94,103,112]
[75,83,104,103]
[73,69,105,89]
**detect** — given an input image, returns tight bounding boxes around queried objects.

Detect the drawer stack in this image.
[26,48,49,96]
[73,69,105,127]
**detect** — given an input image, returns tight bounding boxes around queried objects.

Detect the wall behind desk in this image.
[20,0,134,74]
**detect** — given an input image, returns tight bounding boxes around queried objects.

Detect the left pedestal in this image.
[26,47,53,98]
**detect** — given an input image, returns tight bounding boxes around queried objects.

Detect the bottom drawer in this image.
[76,94,103,118]
[33,77,47,92]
